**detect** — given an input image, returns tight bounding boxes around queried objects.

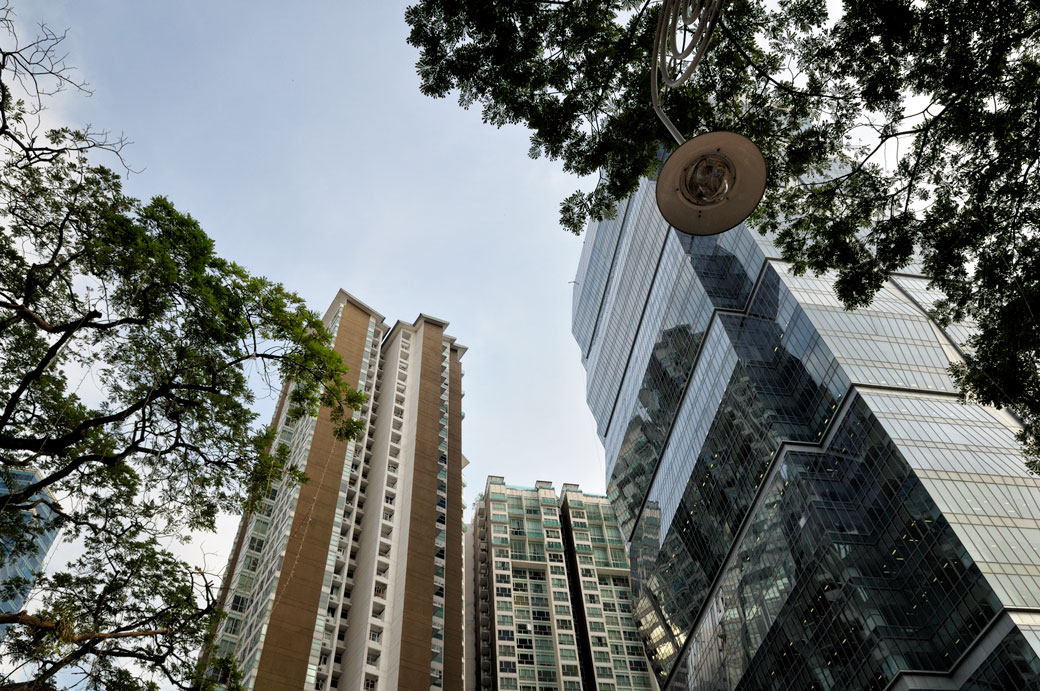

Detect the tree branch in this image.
[0,309,98,429]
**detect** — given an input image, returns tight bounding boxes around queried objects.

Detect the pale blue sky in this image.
[12,0,606,528]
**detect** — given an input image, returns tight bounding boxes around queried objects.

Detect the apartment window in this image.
[230,594,248,613]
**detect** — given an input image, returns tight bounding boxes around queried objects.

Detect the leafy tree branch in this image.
[0,5,363,687]
[406,0,1040,466]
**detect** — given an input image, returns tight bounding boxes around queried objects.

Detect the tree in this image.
[406,0,1040,466]
[0,6,364,688]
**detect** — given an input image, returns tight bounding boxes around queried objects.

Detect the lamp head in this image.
[656,131,767,236]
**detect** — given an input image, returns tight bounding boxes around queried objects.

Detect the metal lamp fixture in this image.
[651,0,767,236]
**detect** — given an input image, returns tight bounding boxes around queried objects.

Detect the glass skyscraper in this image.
[1,469,58,636]
[572,179,1040,690]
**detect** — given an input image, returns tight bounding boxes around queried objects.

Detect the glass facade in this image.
[572,179,1040,690]
[0,469,58,637]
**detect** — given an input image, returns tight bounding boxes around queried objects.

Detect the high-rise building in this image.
[467,476,655,691]
[0,469,58,637]
[210,290,466,691]
[572,179,1040,690]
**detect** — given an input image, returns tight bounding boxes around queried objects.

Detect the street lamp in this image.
[652,0,767,236]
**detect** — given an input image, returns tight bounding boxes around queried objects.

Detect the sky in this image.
[9,0,606,564]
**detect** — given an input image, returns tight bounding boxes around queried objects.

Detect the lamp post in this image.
[651,0,767,236]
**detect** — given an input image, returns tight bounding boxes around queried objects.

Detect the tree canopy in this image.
[406,0,1040,466]
[0,7,364,688]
